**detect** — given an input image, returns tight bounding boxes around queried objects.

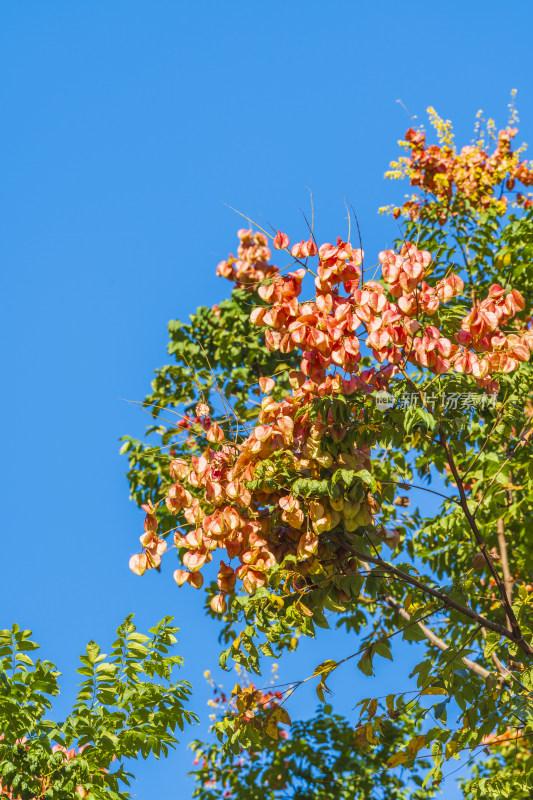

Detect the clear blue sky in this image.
[1,2,532,797]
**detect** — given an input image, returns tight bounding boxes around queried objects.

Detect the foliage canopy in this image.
[122,100,533,798]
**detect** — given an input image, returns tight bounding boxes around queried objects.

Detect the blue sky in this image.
[1,1,532,797]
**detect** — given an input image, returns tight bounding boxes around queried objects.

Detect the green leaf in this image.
[357,648,374,676]
[484,632,500,659]
[313,659,337,677]
[85,641,101,665]
[354,469,377,492]
[374,639,392,661]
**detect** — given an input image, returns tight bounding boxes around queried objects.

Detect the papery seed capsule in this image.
[210,593,228,614]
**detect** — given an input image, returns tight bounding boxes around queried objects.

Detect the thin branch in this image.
[378,479,457,504]
[462,407,504,480]
[473,422,533,515]
[480,627,531,694]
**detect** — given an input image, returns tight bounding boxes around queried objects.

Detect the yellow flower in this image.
[427,106,455,148]
[508,88,519,125]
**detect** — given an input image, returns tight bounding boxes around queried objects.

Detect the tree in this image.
[0,616,196,799]
[122,97,533,797]
[189,673,436,799]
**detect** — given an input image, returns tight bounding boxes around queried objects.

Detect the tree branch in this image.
[357,555,491,678]
[381,593,490,679]
[438,424,531,653]
[497,516,514,629]
[346,544,519,646]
